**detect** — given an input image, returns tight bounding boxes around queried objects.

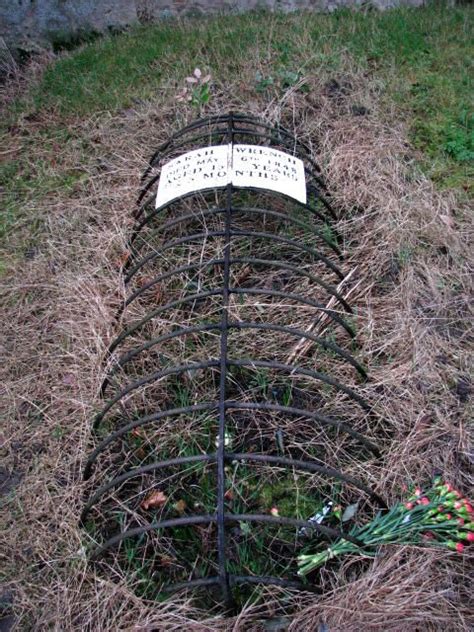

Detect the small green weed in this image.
[255,71,275,94]
[176,67,212,111]
[397,246,413,267]
[443,110,473,163]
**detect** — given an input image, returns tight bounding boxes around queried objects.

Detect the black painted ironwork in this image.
[83,113,385,609]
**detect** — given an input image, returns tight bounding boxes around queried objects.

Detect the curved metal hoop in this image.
[84,112,384,608]
[102,320,366,391]
[89,513,364,562]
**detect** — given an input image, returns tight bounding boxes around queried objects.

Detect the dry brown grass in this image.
[1,55,472,631]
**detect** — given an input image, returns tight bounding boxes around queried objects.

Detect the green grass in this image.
[26,4,472,186]
[1,4,472,257]
[0,145,86,253]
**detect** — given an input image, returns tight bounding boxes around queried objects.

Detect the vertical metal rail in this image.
[216,112,234,605]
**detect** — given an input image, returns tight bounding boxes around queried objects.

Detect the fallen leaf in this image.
[176,87,189,101]
[134,447,146,459]
[193,67,202,79]
[202,74,211,84]
[342,501,359,522]
[236,265,252,284]
[115,250,130,268]
[62,373,76,386]
[138,276,154,288]
[153,285,163,301]
[159,555,174,567]
[186,76,198,84]
[141,490,167,510]
[224,489,234,501]
[440,214,455,229]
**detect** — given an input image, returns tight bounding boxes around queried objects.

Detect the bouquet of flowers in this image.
[298,479,473,577]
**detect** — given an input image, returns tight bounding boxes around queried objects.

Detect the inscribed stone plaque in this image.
[155,145,229,208]
[156,144,306,208]
[232,144,306,203]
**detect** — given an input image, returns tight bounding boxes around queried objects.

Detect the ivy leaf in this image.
[342,502,359,522]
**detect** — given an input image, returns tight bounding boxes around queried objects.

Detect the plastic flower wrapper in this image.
[298,479,473,577]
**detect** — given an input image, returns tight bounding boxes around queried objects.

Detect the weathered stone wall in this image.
[1,0,426,53]
[1,0,137,53]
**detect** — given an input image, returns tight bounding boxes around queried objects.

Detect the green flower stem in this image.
[297,496,463,576]
[298,541,361,576]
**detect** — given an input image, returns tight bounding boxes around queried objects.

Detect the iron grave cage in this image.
[82,112,385,609]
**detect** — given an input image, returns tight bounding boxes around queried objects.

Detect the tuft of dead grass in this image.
[1,49,472,631]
